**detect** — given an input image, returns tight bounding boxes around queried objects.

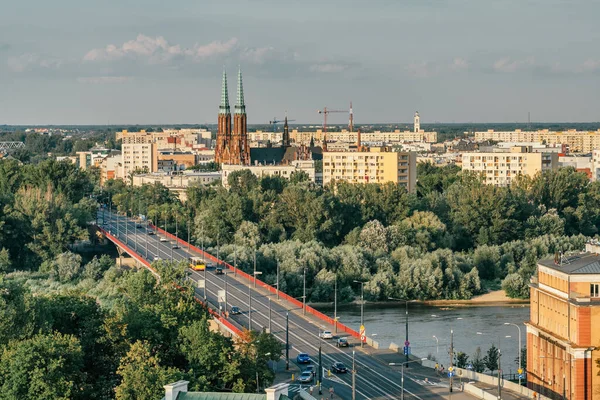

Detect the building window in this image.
[591,284,600,298]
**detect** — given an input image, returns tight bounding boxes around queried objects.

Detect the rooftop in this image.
[538,252,600,275]
[176,393,267,400]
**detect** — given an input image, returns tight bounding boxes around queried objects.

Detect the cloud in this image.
[309,63,349,73]
[77,76,133,84]
[492,57,534,73]
[83,34,238,63]
[405,61,437,78]
[7,53,62,72]
[579,59,600,73]
[240,47,276,64]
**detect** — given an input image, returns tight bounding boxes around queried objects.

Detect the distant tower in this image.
[349,101,354,133]
[414,111,420,133]
[215,69,232,164]
[233,67,250,165]
[282,111,290,147]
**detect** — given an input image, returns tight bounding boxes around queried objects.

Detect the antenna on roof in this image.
[559,251,570,266]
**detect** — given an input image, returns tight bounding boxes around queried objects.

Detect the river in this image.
[317,303,529,374]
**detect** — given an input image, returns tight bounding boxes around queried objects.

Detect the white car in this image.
[159,237,168,242]
[320,331,333,339]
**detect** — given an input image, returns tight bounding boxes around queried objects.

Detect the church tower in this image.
[414,111,420,133]
[215,70,232,164]
[233,67,250,165]
[282,113,290,147]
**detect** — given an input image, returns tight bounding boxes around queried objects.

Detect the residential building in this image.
[474,129,600,153]
[75,146,112,170]
[162,381,290,400]
[221,160,316,188]
[122,142,157,177]
[559,155,593,179]
[132,171,221,200]
[157,151,198,171]
[527,241,600,400]
[117,129,211,150]
[593,150,600,182]
[461,146,558,186]
[99,154,122,184]
[322,147,416,191]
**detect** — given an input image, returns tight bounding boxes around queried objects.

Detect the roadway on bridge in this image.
[100,210,453,400]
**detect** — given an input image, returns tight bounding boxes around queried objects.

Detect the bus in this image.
[189,257,206,271]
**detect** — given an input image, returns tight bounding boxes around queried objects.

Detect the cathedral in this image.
[215,68,251,165]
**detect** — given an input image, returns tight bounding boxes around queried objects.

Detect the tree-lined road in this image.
[100,210,451,400]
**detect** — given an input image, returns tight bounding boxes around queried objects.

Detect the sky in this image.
[1,0,600,125]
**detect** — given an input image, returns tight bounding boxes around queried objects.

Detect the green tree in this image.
[0,248,11,274]
[483,344,500,375]
[115,341,182,400]
[0,280,34,345]
[471,347,485,373]
[455,352,469,369]
[41,252,83,282]
[0,332,85,400]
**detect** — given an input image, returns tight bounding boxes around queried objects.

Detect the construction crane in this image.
[317,106,347,151]
[269,117,296,132]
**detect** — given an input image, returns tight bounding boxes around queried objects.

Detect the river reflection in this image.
[318,303,529,373]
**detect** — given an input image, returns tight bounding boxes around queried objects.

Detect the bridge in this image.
[97,208,469,400]
[0,142,25,152]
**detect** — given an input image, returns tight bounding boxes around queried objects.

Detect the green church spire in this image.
[235,66,246,115]
[219,69,230,115]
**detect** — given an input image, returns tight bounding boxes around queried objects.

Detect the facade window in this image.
[591,284,599,298]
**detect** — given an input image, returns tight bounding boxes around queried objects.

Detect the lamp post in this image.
[253,248,257,288]
[504,322,523,387]
[276,259,280,300]
[334,274,338,333]
[433,335,439,357]
[478,332,510,399]
[352,350,356,400]
[355,280,366,347]
[389,297,412,365]
[390,358,428,400]
[285,312,289,370]
[303,267,307,315]
[249,271,262,330]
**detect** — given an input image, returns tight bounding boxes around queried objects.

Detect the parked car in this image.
[336,337,349,347]
[296,353,311,364]
[215,267,224,275]
[297,371,313,384]
[230,306,241,315]
[320,330,333,339]
[331,362,348,373]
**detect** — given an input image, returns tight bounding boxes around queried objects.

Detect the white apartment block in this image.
[473,129,600,153]
[462,146,558,187]
[121,143,157,178]
[322,147,416,191]
[221,161,316,188]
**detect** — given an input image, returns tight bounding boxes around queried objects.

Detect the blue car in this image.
[296,353,311,364]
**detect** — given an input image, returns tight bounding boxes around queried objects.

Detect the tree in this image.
[483,344,500,375]
[0,280,34,345]
[82,254,114,280]
[41,252,83,282]
[115,341,182,400]
[0,332,85,400]
[0,248,11,274]
[455,352,469,369]
[471,347,485,373]
[502,273,529,299]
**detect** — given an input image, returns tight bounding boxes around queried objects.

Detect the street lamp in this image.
[249,271,262,330]
[504,322,523,387]
[354,280,366,347]
[478,332,511,400]
[390,358,428,400]
[388,297,412,364]
[303,268,307,315]
[433,335,439,357]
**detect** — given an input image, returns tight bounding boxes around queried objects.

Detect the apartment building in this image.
[121,142,157,177]
[527,242,600,400]
[474,129,600,153]
[322,147,416,191]
[461,146,558,186]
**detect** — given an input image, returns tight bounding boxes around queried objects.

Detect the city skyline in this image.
[1,0,600,125]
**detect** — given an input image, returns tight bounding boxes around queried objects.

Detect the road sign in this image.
[403,346,411,355]
[360,334,366,342]
[518,368,523,374]
[467,364,473,370]
[448,367,454,372]
[518,374,524,379]
[405,340,410,347]
[448,372,454,378]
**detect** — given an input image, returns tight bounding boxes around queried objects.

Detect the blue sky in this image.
[1,0,599,125]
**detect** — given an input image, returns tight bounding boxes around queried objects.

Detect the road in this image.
[99,209,453,400]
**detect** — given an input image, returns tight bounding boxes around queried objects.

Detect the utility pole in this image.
[405,300,409,366]
[276,260,280,300]
[352,350,356,400]
[268,297,272,333]
[449,329,454,393]
[253,249,257,288]
[318,337,323,395]
[285,312,289,370]
[249,281,252,330]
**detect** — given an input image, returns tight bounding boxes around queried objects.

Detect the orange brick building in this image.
[527,243,600,400]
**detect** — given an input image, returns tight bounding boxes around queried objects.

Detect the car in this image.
[153,256,160,261]
[331,362,348,373]
[159,237,168,242]
[230,306,241,315]
[215,267,224,275]
[296,353,311,364]
[305,365,316,376]
[336,337,349,347]
[147,231,155,235]
[172,244,180,249]
[320,330,333,339]
[297,371,313,384]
